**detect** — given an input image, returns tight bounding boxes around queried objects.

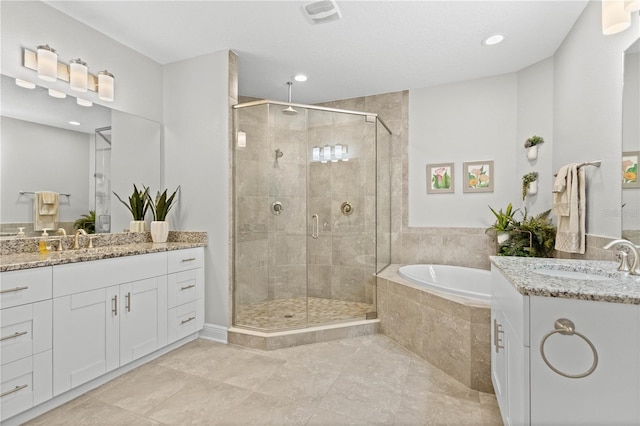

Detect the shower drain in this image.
[284,314,294,318]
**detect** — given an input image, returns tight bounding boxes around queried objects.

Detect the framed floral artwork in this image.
[426,163,454,193]
[463,160,494,193]
[622,151,639,189]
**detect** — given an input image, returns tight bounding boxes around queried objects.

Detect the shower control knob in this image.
[341,201,353,216]
[271,201,284,215]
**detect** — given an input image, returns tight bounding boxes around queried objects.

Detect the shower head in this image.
[282,81,298,115]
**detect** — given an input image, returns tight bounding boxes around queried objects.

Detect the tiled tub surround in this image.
[0,231,207,271]
[376,264,493,393]
[490,256,640,303]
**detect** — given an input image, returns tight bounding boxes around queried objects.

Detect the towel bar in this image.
[19,191,71,197]
[553,160,601,177]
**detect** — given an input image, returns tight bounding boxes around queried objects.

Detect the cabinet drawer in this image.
[167,269,200,309]
[167,301,198,343]
[1,300,52,366]
[53,252,167,297]
[1,268,52,310]
[168,248,204,274]
[0,350,52,422]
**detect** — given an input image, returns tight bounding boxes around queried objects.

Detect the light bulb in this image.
[69,59,88,92]
[98,70,115,101]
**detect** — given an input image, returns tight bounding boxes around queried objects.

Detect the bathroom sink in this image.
[529,265,614,281]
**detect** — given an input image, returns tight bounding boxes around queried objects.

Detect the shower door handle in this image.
[312,214,319,239]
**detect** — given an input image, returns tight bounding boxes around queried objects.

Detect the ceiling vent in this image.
[303,0,342,24]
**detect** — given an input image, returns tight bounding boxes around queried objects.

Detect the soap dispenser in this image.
[39,229,50,254]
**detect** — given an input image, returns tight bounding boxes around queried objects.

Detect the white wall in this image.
[0,1,163,123]
[110,111,162,232]
[553,1,639,238]
[163,51,230,327]
[408,73,519,228]
[516,57,554,215]
[1,116,90,223]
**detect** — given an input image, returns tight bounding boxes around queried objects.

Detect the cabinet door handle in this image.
[181,316,195,325]
[180,284,196,290]
[0,286,29,294]
[112,295,118,316]
[311,214,319,239]
[125,292,131,312]
[493,319,504,353]
[0,331,28,342]
[181,258,196,263]
[0,384,28,398]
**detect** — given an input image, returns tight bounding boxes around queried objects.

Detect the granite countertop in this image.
[0,231,207,272]
[490,256,640,304]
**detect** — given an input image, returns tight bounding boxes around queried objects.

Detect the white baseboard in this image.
[199,323,228,343]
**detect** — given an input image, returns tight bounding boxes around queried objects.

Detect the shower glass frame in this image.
[232,100,391,332]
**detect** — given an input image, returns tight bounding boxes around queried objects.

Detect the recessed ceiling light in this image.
[15,78,36,89]
[482,34,504,46]
[294,74,308,82]
[69,121,81,126]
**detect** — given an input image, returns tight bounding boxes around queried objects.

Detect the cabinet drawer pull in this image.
[180,284,196,290]
[540,318,598,379]
[181,316,195,325]
[125,292,131,312]
[0,286,29,294]
[0,331,28,342]
[181,258,197,263]
[493,319,504,353]
[0,384,28,398]
[112,295,118,316]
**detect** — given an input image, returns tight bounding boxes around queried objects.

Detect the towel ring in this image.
[539,318,598,379]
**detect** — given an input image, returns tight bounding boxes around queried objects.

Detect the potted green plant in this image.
[487,203,518,244]
[73,210,96,234]
[147,186,180,243]
[113,184,150,232]
[524,135,544,160]
[522,172,538,200]
[498,209,556,258]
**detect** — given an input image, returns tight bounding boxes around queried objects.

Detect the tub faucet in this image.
[603,239,640,275]
[73,229,87,250]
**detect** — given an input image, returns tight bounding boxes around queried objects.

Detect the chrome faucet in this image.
[603,239,640,275]
[73,229,87,250]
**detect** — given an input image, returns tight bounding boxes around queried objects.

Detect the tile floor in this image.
[234,297,375,330]
[26,335,502,425]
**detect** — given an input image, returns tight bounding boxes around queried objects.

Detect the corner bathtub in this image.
[398,264,491,302]
[376,264,493,392]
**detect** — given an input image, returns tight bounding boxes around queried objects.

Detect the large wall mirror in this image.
[0,74,161,238]
[622,38,640,244]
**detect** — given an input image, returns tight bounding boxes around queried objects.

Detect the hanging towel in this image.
[553,165,586,254]
[34,191,59,231]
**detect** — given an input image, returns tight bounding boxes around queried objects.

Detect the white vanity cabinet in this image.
[52,252,168,395]
[0,267,53,422]
[166,248,204,343]
[491,264,640,425]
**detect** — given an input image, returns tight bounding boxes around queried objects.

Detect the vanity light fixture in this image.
[48,88,66,99]
[69,59,88,92]
[15,78,35,89]
[322,144,332,163]
[23,47,115,102]
[98,71,115,101]
[312,146,320,161]
[602,0,632,35]
[625,0,640,12]
[482,34,504,46]
[36,44,58,82]
[76,98,93,107]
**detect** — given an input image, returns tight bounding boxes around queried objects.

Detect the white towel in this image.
[34,191,59,231]
[553,165,585,254]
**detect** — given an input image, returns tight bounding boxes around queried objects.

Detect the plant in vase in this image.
[524,135,544,160]
[113,184,150,232]
[498,209,556,258]
[147,186,180,243]
[522,172,538,200]
[73,210,96,234]
[487,203,518,245]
